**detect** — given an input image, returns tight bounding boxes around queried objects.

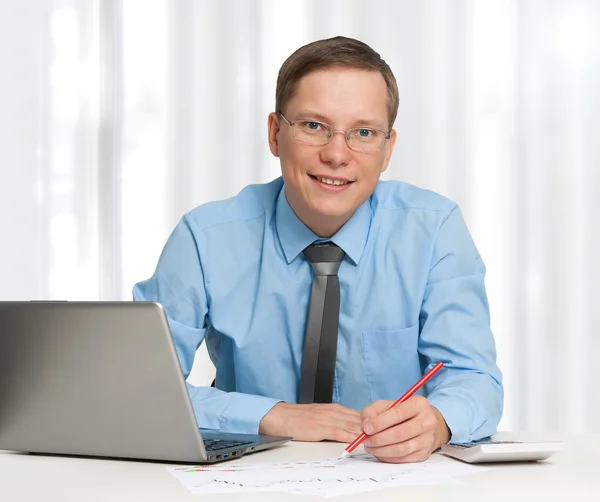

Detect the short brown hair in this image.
[275,36,399,129]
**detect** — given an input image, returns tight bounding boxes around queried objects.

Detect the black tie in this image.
[299,242,345,404]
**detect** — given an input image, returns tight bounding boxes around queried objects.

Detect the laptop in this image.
[0,301,291,463]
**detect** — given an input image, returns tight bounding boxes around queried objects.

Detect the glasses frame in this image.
[278,113,391,153]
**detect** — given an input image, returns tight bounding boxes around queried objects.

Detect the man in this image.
[134,36,503,464]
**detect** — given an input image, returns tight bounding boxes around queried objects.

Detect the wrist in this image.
[258,402,288,436]
[432,405,451,448]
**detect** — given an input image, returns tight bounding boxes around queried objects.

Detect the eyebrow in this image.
[294,109,386,130]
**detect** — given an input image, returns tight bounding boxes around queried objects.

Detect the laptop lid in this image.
[0,301,208,462]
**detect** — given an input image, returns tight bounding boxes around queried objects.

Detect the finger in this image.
[371,448,432,464]
[364,435,428,459]
[364,417,425,448]
[339,406,361,417]
[326,417,361,436]
[323,408,362,427]
[345,420,364,437]
[315,414,361,438]
[360,400,394,422]
[327,404,361,417]
[363,396,426,435]
[330,427,362,444]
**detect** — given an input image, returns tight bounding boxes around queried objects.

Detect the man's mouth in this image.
[312,176,350,186]
[309,175,354,192]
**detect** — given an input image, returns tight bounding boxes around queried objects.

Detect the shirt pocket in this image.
[361,325,421,402]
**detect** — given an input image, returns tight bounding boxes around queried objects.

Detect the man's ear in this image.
[380,129,397,173]
[267,112,281,157]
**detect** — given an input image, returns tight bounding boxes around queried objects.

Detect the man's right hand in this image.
[258,402,362,442]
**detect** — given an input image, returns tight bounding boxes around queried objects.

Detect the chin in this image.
[310,203,352,219]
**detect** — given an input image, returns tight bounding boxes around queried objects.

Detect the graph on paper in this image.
[167,453,489,497]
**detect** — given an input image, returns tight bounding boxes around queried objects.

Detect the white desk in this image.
[2,434,599,501]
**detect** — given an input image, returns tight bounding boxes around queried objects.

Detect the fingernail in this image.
[363,438,371,446]
[364,422,374,435]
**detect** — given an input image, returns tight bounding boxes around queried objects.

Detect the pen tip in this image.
[338,450,351,459]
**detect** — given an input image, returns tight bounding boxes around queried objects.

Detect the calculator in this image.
[441,437,563,463]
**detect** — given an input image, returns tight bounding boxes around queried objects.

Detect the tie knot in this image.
[303,242,345,276]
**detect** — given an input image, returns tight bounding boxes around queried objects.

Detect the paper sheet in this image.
[167,453,489,497]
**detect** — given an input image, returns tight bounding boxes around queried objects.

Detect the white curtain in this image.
[1,0,599,434]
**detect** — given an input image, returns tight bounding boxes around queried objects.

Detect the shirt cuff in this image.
[219,392,282,435]
[427,394,471,443]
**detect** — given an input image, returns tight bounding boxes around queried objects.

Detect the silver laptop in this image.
[0,301,290,463]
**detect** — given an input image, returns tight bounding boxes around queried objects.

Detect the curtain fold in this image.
[1,0,598,433]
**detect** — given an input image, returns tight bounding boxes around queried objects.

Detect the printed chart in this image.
[167,453,488,497]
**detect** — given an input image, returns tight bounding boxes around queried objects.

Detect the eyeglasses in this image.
[278,113,390,153]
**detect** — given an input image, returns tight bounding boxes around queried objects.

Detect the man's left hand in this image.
[360,396,450,463]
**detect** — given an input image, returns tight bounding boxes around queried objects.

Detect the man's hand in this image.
[360,396,450,463]
[259,402,362,442]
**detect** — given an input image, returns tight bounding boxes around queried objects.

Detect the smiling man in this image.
[134,36,503,464]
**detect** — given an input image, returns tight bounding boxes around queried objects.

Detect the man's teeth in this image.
[316,177,349,186]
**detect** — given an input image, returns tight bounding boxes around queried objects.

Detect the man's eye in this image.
[305,121,322,130]
[358,128,372,137]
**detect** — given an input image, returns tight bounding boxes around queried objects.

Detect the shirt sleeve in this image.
[419,205,504,443]
[132,215,280,434]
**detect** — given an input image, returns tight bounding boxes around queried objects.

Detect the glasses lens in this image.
[347,128,385,152]
[293,120,331,146]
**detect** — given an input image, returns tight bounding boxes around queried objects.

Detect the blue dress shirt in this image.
[133,177,503,443]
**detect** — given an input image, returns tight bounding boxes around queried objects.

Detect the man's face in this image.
[268,67,396,236]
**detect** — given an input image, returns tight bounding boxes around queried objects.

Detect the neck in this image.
[303,213,349,238]
[286,195,352,238]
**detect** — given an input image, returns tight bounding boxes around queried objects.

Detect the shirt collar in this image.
[275,184,372,266]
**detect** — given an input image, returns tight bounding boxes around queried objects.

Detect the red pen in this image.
[339,361,444,458]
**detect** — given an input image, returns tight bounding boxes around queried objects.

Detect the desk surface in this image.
[2,434,599,501]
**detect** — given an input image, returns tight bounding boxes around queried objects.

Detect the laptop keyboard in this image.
[203,438,253,452]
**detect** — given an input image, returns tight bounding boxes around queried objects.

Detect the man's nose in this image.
[320,131,351,166]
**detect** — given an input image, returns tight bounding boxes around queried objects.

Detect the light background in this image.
[1,0,599,434]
